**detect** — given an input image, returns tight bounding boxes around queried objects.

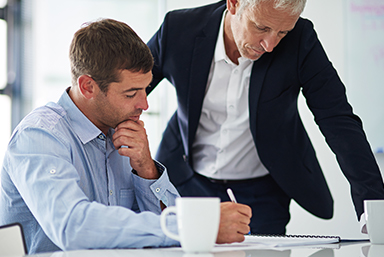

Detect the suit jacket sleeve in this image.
[295,19,384,218]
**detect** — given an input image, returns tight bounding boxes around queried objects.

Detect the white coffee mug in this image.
[160,197,220,253]
[364,200,384,244]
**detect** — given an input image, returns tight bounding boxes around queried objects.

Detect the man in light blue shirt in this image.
[0,19,252,254]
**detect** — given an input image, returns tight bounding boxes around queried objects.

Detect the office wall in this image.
[163,0,379,238]
[344,0,384,153]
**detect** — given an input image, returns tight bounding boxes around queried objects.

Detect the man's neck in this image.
[223,12,241,65]
[68,86,109,136]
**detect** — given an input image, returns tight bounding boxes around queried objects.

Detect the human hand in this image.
[216,202,252,244]
[112,120,158,179]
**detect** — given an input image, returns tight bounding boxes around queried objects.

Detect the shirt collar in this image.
[57,88,103,144]
[214,10,252,67]
[214,10,228,63]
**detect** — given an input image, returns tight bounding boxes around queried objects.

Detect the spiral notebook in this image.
[242,234,341,247]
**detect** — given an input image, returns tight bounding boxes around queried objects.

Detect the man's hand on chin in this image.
[112,119,158,179]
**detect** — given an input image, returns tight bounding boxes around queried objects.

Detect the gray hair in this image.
[238,0,307,16]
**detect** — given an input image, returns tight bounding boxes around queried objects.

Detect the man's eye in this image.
[126,93,136,98]
[256,26,267,32]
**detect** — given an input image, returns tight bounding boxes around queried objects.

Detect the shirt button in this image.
[49,169,56,174]
[155,188,161,193]
[109,190,113,195]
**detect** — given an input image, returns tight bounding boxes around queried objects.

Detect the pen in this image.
[227,188,237,203]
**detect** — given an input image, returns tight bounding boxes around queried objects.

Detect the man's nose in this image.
[260,33,279,53]
[136,92,149,111]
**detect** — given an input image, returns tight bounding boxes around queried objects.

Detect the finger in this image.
[113,134,135,149]
[137,120,144,127]
[117,146,133,157]
[221,202,252,219]
[113,122,147,147]
[216,230,245,244]
[117,145,144,158]
[115,119,142,131]
[235,203,253,218]
[237,224,251,235]
[229,234,246,244]
[235,213,251,227]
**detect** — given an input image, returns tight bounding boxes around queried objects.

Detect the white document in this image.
[214,234,340,251]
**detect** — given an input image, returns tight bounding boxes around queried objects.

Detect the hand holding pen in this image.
[227,188,251,235]
[215,189,252,244]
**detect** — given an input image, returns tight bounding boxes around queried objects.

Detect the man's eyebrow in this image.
[122,83,153,93]
[120,75,153,93]
[122,87,142,93]
[254,20,295,33]
[285,27,295,33]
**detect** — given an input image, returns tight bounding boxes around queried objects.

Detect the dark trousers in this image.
[176,173,291,235]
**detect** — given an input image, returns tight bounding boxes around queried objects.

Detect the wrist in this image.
[132,161,159,179]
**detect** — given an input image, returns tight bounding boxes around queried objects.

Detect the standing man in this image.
[147,0,384,235]
[0,19,251,254]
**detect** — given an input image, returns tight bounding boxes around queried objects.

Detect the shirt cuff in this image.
[131,160,179,208]
[149,161,179,206]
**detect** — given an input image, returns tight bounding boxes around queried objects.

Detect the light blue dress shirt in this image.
[0,90,179,254]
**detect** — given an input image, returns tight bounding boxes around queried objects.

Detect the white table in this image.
[27,242,383,257]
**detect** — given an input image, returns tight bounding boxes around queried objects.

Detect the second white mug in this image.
[364,199,384,244]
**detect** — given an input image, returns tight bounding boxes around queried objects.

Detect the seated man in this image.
[0,19,251,254]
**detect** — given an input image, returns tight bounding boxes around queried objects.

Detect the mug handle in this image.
[160,206,180,241]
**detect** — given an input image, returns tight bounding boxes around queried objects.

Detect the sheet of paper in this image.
[157,235,341,253]
[213,235,340,251]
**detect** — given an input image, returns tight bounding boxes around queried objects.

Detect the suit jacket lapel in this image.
[248,52,275,141]
[186,4,226,157]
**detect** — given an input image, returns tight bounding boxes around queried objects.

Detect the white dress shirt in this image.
[192,11,269,180]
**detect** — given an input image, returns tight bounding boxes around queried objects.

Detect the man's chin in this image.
[244,52,264,61]
[241,48,265,61]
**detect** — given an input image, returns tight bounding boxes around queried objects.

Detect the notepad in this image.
[242,234,340,247]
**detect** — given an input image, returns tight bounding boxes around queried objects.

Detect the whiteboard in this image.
[345,0,384,153]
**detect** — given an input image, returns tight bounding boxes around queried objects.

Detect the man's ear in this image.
[77,75,97,99]
[227,0,239,15]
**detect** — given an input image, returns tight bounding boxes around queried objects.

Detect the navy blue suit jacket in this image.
[147,1,384,219]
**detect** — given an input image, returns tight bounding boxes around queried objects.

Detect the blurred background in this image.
[0,0,383,239]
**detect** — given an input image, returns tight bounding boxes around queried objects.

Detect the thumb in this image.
[137,120,145,127]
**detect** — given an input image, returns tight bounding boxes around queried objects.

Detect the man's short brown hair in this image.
[69,19,154,92]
